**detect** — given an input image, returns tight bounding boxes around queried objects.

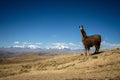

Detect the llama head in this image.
[79,25,87,39]
[79,25,84,30]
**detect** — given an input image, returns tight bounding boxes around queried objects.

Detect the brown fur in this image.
[79,25,101,55]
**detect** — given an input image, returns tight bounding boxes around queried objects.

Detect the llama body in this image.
[79,26,101,55]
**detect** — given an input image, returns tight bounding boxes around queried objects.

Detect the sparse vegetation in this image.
[0,49,120,80]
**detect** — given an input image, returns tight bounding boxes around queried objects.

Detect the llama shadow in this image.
[91,51,104,55]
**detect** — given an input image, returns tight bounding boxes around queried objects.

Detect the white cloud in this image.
[49,42,83,49]
[28,45,40,49]
[12,41,42,49]
[13,45,25,48]
[51,43,68,49]
[68,42,83,49]
[12,40,120,49]
[101,41,120,49]
[12,40,83,49]
[35,42,42,45]
[68,42,75,46]
[14,41,19,44]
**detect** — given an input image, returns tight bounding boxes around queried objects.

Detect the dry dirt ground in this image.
[0,49,120,80]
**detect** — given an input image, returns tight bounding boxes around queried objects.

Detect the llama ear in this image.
[79,25,83,29]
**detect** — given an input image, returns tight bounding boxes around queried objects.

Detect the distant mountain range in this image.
[0,48,83,58]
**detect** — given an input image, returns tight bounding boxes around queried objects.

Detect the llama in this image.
[79,25,101,55]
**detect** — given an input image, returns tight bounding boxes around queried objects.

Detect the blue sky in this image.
[0,0,120,49]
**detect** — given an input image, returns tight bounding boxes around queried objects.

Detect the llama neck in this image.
[80,29,87,40]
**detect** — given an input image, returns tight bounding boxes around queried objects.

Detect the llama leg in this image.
[96,47,99,53]
[83,49,86,56]
[85,47,90,56]
[96,43,101,53]
[87,47,90,56]
[84,47,87,56]
[95,45,100,53]
[94,46,97,54]
[97,45,100,52]
[85,49,87,56]
[95,49,97,53]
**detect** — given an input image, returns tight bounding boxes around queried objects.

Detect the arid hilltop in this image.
[0,48,120,80]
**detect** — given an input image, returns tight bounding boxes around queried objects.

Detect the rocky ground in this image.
[0,48,120,80]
